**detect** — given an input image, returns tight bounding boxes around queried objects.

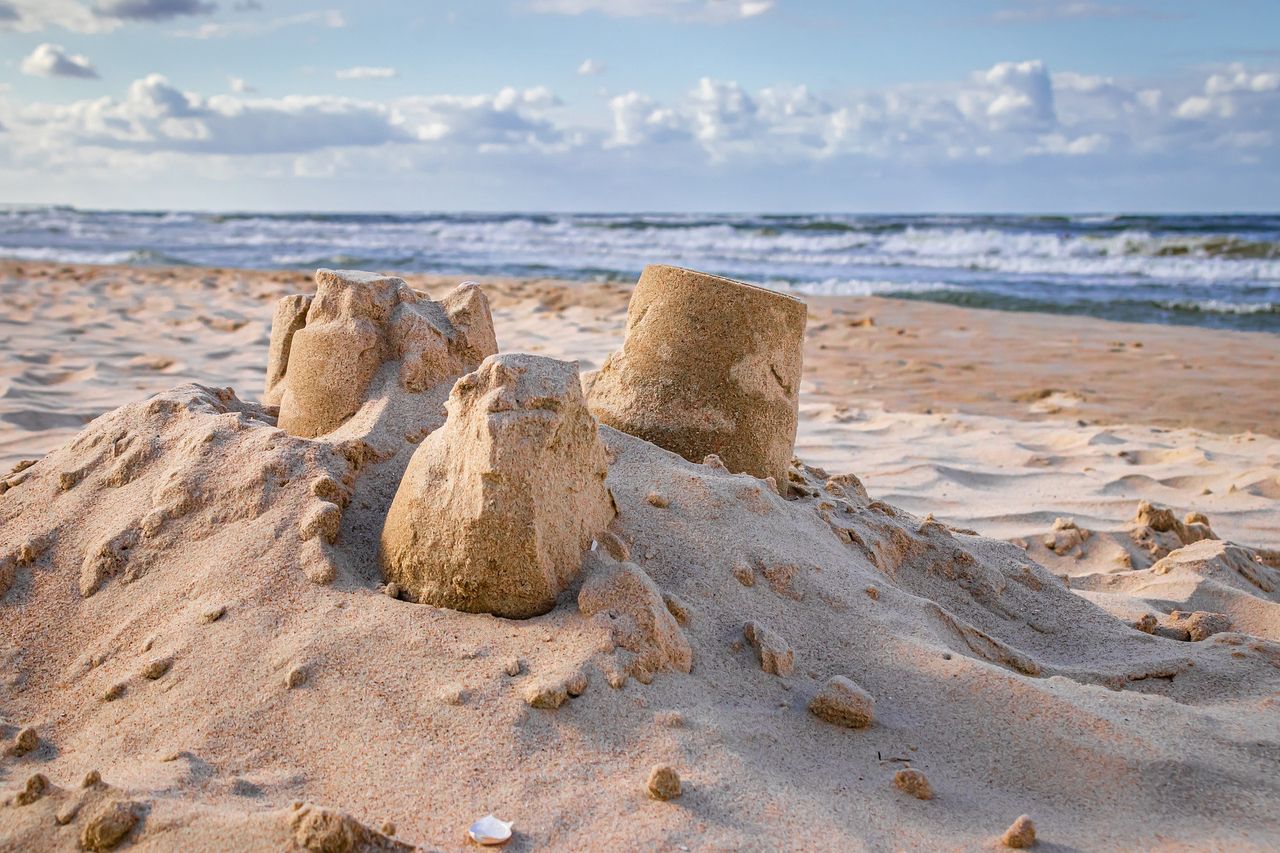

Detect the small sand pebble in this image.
[523,680,568,709]
[10,726,39,756]
[663,593,691,625]
[503,657,523,677]
[384,583,401,599]
[102,683,126,702]
[1133,613,1157,634]
[141,657,172,680]
[655,710,685,728]
[310,475,342,502]
[15,773,48,806]
[200,605,227,623]
[865,585,879,600]
[284,666,307,689]
[440,685,469,706]
[893,768,934,800]
[380,821,396,836]
[808,675,875,729]
[83,770,102,788]
[646,493,669,508]
[80,800,140,851]
[647,765,681,801]
[565,672,589,697]
[731,563,755,587]
[299,501,341,544]
[597,530,630,561]
[743,621,795,677]
[1002,815,1037,848]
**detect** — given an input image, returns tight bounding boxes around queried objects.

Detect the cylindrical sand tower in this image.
[587,264,807,490]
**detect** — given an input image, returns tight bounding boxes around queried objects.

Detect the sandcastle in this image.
[380,353,614,618]
[6,262,1278,849]
[265,268,497,437]
[586,264,807,489]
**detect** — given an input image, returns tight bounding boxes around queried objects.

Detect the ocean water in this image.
[2,207,1277,333]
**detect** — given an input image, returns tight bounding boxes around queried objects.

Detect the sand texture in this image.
[1,261,1279,851]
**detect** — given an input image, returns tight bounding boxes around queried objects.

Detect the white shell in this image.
[467,814,513,846]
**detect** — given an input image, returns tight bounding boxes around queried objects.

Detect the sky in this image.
[0,0,1278,212]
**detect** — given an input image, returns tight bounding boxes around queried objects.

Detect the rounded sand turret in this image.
[586,264,806,489]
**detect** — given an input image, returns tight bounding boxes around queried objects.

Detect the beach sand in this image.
[3,260,1277,551]
[2,261,1279,850]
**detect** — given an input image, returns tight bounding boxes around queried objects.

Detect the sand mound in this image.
[3,273,1280,850]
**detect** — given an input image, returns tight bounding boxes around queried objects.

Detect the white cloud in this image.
[14,74,408,154]
[607,91,686,147]
[527,0,774,23]
[990,1,1166,23]
[577,58,605,76]
[1205,64,1280,95]
[173,9,345,38]
[228,76,255,94]
[20,43,99,79]
[1,59,1276,207]
[336,66,398,80]
[1174,62,1280,124]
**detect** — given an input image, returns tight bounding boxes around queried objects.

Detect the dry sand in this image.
[2,260,1279,851]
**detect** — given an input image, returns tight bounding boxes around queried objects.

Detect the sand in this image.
[2,260,1279,851]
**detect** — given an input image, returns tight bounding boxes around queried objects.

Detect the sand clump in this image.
[578,554,693,686]
[808,675,875,729]
[587,264,806,489]
[646,765,681,801]
[380,353,614,619]
[893,768,934,801]
[743,620,795,676]
[1002,814,1037,848]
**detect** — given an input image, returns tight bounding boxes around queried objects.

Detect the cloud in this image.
[1173,62,1280,123]
[988,1,1170,23]
[336,66,398,81]
[0,0,116,32]
[20,43,100,79]
[1,60,1276,209]
[228,76,255,93]
[527,0,774,23]
[93,0,216,21]
[577,58,605,76]
[4,74,571,158]
[173,9,344,38]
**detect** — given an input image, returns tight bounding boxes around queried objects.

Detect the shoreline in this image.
[3,259,1277,436]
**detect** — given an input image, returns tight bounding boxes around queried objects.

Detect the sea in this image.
[2,208,1277,333]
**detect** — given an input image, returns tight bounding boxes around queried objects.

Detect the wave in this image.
[2,207,1277,332]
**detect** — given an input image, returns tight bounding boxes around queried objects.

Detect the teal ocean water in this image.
[2,208,1277,332]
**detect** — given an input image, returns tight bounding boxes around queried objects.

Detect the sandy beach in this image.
[3,260,1278,551]
[2,261,1279,850]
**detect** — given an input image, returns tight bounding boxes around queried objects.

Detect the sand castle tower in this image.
[587,264,806,490]
[380,353,615,619]
[264,269,497,437]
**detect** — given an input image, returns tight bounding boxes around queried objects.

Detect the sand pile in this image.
[3,269,1280,850]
